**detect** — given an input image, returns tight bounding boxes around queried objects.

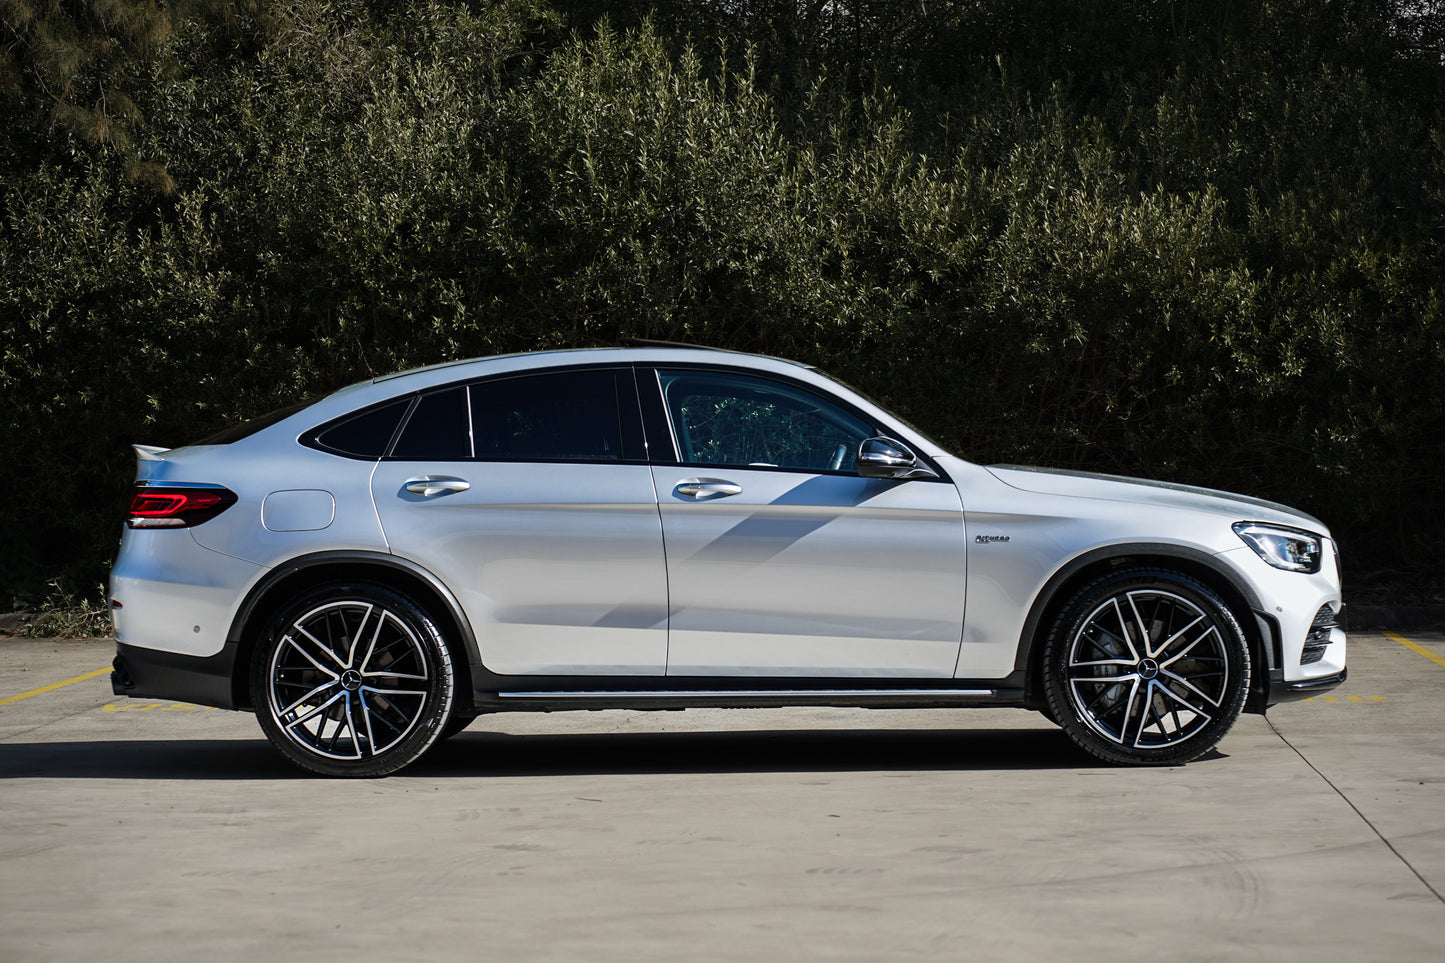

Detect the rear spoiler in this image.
[133,444,171,462]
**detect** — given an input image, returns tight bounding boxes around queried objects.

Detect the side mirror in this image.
[857,437,939,480]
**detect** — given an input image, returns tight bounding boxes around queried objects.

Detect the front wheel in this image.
[251,583,456,777]
[1042,569,1250,766]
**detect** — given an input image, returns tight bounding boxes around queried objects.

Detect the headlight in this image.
[1232,522,1323,573]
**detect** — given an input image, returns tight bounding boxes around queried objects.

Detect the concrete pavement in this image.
[1,632,1441,961]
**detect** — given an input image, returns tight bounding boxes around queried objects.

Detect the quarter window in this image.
[312,399,411,459]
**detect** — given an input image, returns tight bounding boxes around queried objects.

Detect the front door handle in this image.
[404,476,471,497]
[675,479,743,500]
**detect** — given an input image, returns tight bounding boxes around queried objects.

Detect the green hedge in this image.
[2,1,1441,603]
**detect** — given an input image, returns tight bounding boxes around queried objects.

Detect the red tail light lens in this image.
[127,486,237,528]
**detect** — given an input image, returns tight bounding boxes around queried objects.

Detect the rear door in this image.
[643,367,967,678]
[371,367,669,676]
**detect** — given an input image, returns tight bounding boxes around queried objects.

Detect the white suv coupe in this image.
[110,347,1346,776]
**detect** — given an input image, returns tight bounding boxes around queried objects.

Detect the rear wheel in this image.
[1042,569,1250,766]
[251,583,456,777]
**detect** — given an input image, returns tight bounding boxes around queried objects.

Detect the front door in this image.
[645,368,967,678]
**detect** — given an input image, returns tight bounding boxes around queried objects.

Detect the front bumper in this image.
[1266,666,1348,703]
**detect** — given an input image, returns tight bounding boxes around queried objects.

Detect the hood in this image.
[985,464,1328,534]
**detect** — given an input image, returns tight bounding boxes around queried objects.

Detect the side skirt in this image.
[470,671,1027,712]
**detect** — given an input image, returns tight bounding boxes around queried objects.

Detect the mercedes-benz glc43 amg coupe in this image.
[110,346,1346,775]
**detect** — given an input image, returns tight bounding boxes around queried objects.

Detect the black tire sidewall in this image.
[1042,568,1250,766]
[250,582,455,777]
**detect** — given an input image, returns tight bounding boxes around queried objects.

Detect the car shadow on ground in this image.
[418,727,1108,776]
[0,726,1131,779]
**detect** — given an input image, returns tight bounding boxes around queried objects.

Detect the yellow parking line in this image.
[0,668,111,707]
[1383,630,1445,669]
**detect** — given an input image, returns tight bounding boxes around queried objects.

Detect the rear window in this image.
[390,387,472,460]
[470,370,623,462]
[193,397,317,446]
[376,369,635,463]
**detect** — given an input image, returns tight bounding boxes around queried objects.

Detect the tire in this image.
[1041,568,1250,766]
[251,582,456,777]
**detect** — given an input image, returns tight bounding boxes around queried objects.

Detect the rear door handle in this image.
[404,476,471,497]
[675,479,743,499]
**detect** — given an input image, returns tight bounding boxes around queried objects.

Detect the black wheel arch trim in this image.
[1014,542,1278,705]
[226,550,481,667]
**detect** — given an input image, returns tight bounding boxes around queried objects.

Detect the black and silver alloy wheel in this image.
[252,583,455,777]
[1043,569,1250,766]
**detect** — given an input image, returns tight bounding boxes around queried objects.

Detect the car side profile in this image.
[109,346,1346,776]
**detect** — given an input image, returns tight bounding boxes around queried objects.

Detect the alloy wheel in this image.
[265,598,434,762]
[1065,588,1229,749]
[1043,568,1250,766]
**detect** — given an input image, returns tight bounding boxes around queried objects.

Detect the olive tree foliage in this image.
[0,1,295,188]
[2,0,172,176]
[0,0,562,596]
[2,0,1442,602]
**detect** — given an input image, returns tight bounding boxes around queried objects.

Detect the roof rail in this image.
[618,338,746,354]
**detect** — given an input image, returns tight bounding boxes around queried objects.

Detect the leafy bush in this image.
[2,0,1442,606]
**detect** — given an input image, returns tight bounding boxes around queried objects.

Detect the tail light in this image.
[127,485,237,528]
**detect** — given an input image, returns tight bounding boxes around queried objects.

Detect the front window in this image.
[657,370,874,472]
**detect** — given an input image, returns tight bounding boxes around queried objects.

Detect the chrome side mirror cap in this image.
[857,437,939,480]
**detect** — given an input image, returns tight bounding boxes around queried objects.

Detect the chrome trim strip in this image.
[497,688,996,699]
[133,479,230,489]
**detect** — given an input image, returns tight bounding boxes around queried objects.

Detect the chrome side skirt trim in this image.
[498,688,995,699]
[475,684,1026,712]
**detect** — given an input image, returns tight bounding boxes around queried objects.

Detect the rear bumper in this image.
[111,641,245,710]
